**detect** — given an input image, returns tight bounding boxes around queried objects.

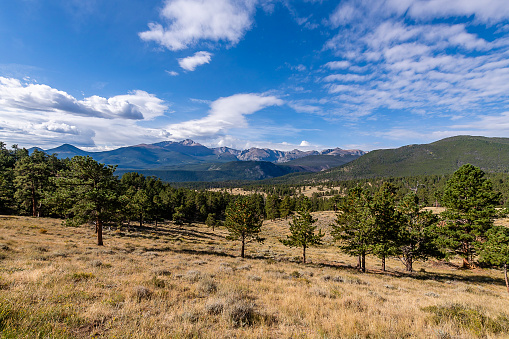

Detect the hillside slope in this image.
[310,135,509,181]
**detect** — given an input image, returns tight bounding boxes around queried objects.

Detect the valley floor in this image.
[0,213,508,338]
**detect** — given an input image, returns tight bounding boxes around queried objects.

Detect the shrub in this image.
[150,276,165,288]
[132,286,152,302]
[226,300,257,327]
[205,299,224,315]
[198,279,217,294]
[70,272,95,282]
[422,304,505,335]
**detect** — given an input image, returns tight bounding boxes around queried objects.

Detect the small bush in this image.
[150,276,165,288]
[422,303,505,335]
[198,279,217,294]
[184,270,202,282]
[226,300,257,327]
[132,286,152,302]
[70,272,95,282]
[152,269,171,276]
[90,260,103,267]
[205,299,224,315]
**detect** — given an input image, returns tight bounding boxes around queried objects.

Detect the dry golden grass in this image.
[0,214,508,338]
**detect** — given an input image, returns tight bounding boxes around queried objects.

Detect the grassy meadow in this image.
[0,213,508,338]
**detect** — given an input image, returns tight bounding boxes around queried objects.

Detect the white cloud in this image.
[325,61,351,70]
[0,77,170,149]
[166,93,283,140]
[139,0,257,51]
[0,77,167,120]
[165,70,179,76]
[178,51,212,71]
[300,140,311,146]
[407,0,509,23]
[317,0,509,121]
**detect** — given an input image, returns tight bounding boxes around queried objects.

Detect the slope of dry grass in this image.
[0,214,508,338]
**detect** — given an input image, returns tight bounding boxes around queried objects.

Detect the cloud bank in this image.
[0,77,169,149]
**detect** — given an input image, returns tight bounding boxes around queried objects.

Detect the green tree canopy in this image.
[224,195,263,258]
[56,156,118,246]
[371,182,401,272]
[439,164,501,268]
[332,186,373,272]
[280,208,323,263]
[479,225,509,294]
[396,193,443,272]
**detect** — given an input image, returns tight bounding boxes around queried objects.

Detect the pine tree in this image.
[224,195,263,258]
[56,156,118,246]
[479,225,509,294]
[265,194,280,220]
[332,186,373,272]
[13,149,54,217]
[439,164,501,268]
[371,183,401,272]
[205,213,217,231]
[396,193,443,272]
[280,209,324,263]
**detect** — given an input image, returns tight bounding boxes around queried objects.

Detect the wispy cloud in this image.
[178,51,212,71]
[314,0,509,122]
[166,93,283,140]
[139,0,257,51]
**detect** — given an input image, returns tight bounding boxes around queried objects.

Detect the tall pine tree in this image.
[439,164,501,268]
[332,186,373,272]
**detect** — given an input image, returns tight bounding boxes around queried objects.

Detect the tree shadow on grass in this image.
[318,260,506,287]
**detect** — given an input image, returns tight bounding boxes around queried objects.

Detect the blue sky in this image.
[1,0,509,152]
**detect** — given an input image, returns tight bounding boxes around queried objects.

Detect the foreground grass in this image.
[0,214,508,338]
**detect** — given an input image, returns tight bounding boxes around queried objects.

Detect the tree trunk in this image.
[241,235,245,258]
[361,253,366,273]
[382,255,386,272]
[97,218,103,246]
[139,214,143,228]
[357,255,362,270]
[505,263,509,295]
[302,246,306,264]
[462,257,471,269]
[31,187,36,217]
[405,255,413,272]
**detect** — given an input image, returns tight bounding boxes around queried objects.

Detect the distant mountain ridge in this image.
[33,139,365,169]
[267,135,509,185]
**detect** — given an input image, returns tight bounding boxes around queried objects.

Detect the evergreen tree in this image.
[396,193,443,272]
[0,143,17,213]
[56,156,118,246]
[439,164,501,268]
[371,183,401,271]
[13,149,54,217]
[479,225,509,294]
[205,213,217,231]
[280,208,324,263]
[265,194,280,220]
[279,195,293,219]
[224,195,263,258]
[332,186,373,272]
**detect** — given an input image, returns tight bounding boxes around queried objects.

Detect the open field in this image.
[0,214,508,338]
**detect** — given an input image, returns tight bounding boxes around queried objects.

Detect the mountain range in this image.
[32,135,509,183]
[262,135,509,185]
[30,140,365,181]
